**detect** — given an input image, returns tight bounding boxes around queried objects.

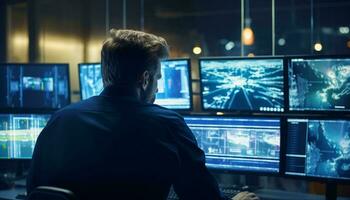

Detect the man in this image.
[27,29,259,200]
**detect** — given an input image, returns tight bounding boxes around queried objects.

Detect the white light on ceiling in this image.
[225,41,235,51]
[339,26,350,34]
[193,46,202,55]
[314,43,323,52]
[278,38,286,46]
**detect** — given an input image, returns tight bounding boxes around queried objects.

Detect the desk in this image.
[255,189,350,200]
[0,186,349,200]
[0,187,25,200]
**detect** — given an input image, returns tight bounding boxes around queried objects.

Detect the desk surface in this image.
[255,189,350,200]
[0,187,25,200]
[0,185,349,200]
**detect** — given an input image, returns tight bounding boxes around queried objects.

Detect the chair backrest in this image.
[26,186,78,200]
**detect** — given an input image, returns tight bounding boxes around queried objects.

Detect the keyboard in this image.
[167,184,248,199]
[219,185,243,198]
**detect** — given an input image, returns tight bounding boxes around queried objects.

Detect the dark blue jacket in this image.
[27,86,225,200]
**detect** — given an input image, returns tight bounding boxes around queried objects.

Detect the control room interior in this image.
[1,0,350,200]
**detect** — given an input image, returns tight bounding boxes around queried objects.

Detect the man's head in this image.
[101,29,169,103]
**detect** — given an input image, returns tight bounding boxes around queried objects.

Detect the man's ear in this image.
[140,70,150,91]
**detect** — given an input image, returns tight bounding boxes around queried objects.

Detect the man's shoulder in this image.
[142,103,184,121]
[54,96,113,115]
[49,98,99,119]
[51,98,184,122]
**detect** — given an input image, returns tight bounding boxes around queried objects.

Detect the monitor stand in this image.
[325,183,337,200]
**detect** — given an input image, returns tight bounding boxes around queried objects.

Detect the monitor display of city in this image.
[200,58,284,112]
[286,119,350,180]
[289,58,350,112]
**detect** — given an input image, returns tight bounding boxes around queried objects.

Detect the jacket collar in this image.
[100,85,141,103]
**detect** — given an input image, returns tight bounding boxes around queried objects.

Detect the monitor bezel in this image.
[0,111,53,160]
[0,63,71,112]
[283,116,350,184]
[183,114,283,176]
[286,54,350,115]
[198,56,286,114]
[78,58,194,111]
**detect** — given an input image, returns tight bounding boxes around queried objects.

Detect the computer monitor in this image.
[200,57,284,112]
[288,57,350,112]
[0,63,70,109]
[79,59,192,110]
[0,114,51,159]
[78,63,103,100]
[286,118,350,181]
[154,59,191,109]
[184,116,281,173]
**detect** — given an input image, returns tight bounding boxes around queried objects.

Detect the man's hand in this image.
[232,191,259,200]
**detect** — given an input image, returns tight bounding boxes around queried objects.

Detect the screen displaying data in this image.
[0,64,70,109]
[79,60,191,109]
[155,59,191,109]
[0,114,51,159]
[184,116,281,173]
[289,58,350,111]
[79,63,103,100]
[200,58,284,112]
[286,119,350,180]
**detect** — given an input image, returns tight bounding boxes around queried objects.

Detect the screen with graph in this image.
[184,116,281,173]
[0,114,51,159]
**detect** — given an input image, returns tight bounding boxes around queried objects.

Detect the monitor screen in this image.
[79,63,103,100]
[0,64,70,109]
[0,114,51,159]
[200,58,284,112]
[154,59,191,109]
[79,59,192,109]
[184,116,281,173]
[289,57,350,112]
[286,119,350,180]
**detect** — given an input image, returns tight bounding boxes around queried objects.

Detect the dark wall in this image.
[0,1,7,62]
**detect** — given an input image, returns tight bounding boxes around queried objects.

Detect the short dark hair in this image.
[101,29,169,87]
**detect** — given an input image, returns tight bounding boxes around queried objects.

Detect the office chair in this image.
[26,186,78,200]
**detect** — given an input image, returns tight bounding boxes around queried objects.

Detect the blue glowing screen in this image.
[0,64,70,109]
[200,58,284,112]
[79,63,103,100]
[79,60,191,109]
[0,114,51,159]
[286,119,350,180]
[184,116,280,173]
[155,60,191,109]
[289,58,350,111]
